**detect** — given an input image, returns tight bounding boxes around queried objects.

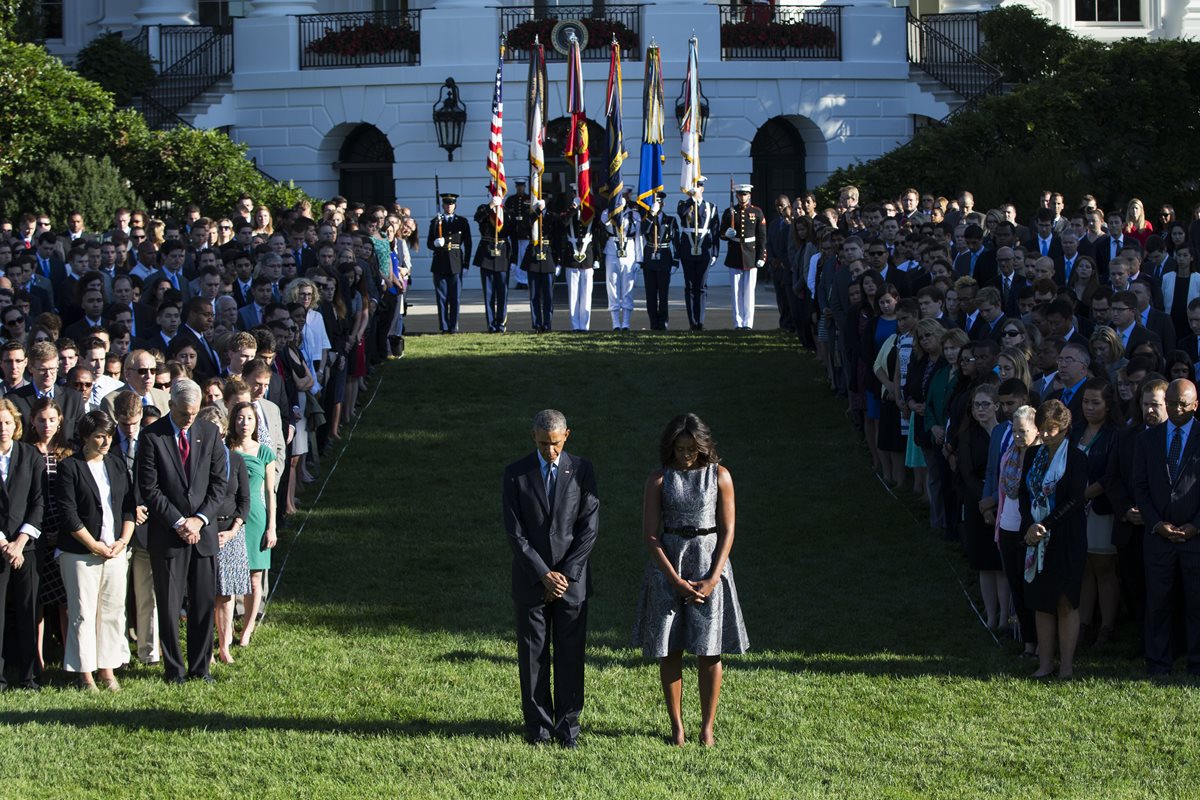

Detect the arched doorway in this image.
[542,116,606,212]
[336,124,395,206]
[751,117,807,216]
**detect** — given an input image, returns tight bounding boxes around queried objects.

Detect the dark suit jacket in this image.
[105,302,157,339]
[989,273,1028,317]
[502,451,599,607]
[237,303,265,332]
[1121,323,1163,356]
[1094,234,1127,274]
[7,385,84,445]
[1047,379,1087,420]
[135,416,228,558]
[216,450,250,527]
[1030,234,1064,265]
[1133,422,1200,534]
[231,281,255,309]
[953,249,998,287]
[171,325,221,383]
[54,452,136,555]
[1144,308,1176,356]
[1105,423,1147,550]
[0,441,44,548]
[63,317,107,345]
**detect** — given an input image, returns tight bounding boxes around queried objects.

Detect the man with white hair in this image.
[135,378,228,684]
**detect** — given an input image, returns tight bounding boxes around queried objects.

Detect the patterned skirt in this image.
[631,532,750,659]
[217,527,250,597]
[37,535,67,606]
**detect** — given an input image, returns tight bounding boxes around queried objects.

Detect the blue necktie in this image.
[545,462,557,512]
[1061,387,1074,407]
[1168,428,1184,484]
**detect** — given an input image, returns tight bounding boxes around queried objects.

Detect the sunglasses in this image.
[1002,329,1020,337]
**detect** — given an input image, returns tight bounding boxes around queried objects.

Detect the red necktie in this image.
[178,429,190,471]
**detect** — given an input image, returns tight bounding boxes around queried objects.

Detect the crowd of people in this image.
[789,186,1200,678]
[0,195,408,689]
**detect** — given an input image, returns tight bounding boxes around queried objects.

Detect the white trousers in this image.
[130,544,159,664]
[61,550,131,673]
[605,253,637,328]
[730,268,758,329]
[512,239,529,285]
[566,267,594,330]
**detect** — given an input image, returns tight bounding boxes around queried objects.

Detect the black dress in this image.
[956,423,1002,571]
[1018,443,1088,612]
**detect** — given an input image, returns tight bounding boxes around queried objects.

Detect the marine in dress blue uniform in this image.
[474,198,510,333]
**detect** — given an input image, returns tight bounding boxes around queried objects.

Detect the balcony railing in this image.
[906,9,1003,121]
[299,10,421,70]
[500,5,642,63]
[719,4,842,61]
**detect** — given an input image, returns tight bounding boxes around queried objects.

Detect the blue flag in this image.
[636,44,665,212]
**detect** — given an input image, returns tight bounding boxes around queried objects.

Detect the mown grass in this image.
[2,331,1198,799]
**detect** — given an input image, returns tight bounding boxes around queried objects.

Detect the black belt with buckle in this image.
[664,526,718,538]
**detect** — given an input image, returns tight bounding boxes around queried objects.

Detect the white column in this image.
[134,0,196,25]
[248,0,319,15]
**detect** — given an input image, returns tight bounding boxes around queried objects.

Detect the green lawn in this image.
[4,332,1199,799]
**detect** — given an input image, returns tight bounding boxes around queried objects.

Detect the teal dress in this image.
[241,443,275,571]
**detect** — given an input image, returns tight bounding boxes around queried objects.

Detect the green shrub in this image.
[0,0,43,43]
[0,153,144,229]
[816,37,1200,215]
[74,31,156,106]
[115,125,313,215]
[979,6,1090,84]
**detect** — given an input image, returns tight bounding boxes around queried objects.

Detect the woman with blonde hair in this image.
[1124,198,1154,246]
[997,347,1034,392]
[1088,326,1127,383]
[252,205,274,237]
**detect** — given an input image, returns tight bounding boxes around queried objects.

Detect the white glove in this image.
[533,199,546,212]
[709,257,717,267]
[725,228,737,239]
[554,266,562,277]
[592,260,599,269]
[572,197,580,209]
[434,237,446,248]
[686,187,697,197]
[756,259,765,269]
[489,196,503,209]
[651,202,661,215]
[671,265,679,276]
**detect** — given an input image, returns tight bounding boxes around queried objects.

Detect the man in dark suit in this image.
[1133,379,1200,675]
[144,240,194,302]
[1130,281,1176,357]
[970,286,1007,342]
[171,298,221,383]
[1109,290,1162,356]
[1105,377,1168,651]
[427,193,473,334]
[952,225,997,287]
[989,246,1028,317]
[107,274,156,340]
[1029,208,1063,266]
[502,410,600,748]
[1094,210,1128,275]
[7,342,85,442]
[1046,341,1090,419]
[135,379,228,684]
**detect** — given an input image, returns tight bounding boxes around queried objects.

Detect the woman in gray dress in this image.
[633,414,749,747]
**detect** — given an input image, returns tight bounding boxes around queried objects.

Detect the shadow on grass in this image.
[0,709,638,741]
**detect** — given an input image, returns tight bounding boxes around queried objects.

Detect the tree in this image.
[0,153,144,228]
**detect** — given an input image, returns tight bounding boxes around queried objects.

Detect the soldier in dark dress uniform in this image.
[641,191,678,331]
[720,184,767,329]
[427,193,473,333]
[505,179,532,289]
[522,195,556,332]
[474,197,510,333]
[677,177,720,331]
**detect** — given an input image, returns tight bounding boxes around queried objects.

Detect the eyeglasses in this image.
[973,400,995,409]
[1110,305,1132,313]
[1057,356,1080,365]
[133,367,155,375]
[4,319,23,327]
[219,224,233,230]
[1001,329,1020,337]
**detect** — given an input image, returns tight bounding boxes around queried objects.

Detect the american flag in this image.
[487,40,507,232]
[564,33,593,226]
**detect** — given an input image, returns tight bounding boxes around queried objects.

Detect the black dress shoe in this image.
[559,737,578,749]
[189,674,216,685]
[18,680,40,691]
[165,676,186,685]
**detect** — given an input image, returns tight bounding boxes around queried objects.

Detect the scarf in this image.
[1024,440,1069,582]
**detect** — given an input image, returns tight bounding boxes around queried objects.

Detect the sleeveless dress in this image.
[242,443,276,571]
[631,464,750,658]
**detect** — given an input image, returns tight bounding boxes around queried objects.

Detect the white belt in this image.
[739,237,756,243]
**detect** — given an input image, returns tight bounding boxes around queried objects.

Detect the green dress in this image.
[241,443,276,571]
